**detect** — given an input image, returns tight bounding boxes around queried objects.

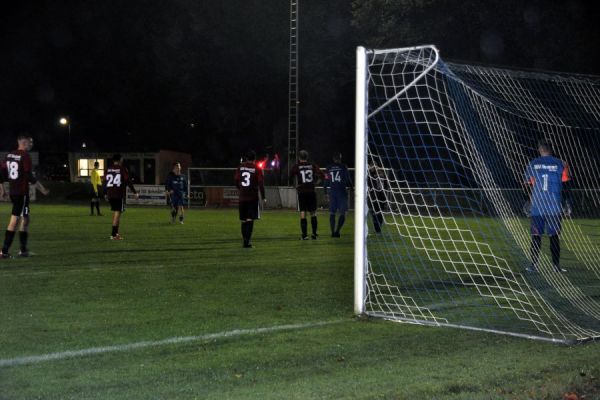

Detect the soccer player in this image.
[90,161,102,216]
[165,162,187,224]
[234,150,265,248]
[325,152,352,237]
[368,161,386,234]
[0,135,49,258]
[525,139,569,273]
[103,154,138,240]
[290,150,324,240]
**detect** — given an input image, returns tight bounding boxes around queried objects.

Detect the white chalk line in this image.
[0,319,347,368]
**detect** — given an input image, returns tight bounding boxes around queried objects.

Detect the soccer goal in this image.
[354,45,600,343]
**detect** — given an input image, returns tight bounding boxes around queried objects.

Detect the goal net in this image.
[354,45,600,343]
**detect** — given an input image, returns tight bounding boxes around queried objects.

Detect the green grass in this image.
[0,204,599,399]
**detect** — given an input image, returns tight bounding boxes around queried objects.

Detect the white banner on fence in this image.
[126,185,167,205]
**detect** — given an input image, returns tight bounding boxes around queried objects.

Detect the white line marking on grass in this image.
[0,319,346,368]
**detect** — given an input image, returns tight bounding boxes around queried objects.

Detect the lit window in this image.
[78,159,105,177]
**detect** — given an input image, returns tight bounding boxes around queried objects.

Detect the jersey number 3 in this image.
[241,171,252,187]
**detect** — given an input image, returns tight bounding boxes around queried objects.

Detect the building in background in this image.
[68,150,191,185]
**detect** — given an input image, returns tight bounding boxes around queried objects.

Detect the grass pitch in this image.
[0,204,599,399]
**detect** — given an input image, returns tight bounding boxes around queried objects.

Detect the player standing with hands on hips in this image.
[525,139,570,273]
[0,135,49,258]
[290,150,324,240]
[104,154,138,240]
[235,150,266,248]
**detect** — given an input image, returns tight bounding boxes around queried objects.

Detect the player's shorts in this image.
[109,198,126,213]
[239,200,260,221]
[531,215,561,236]
[10,195,30,217]
[297,191,317,213]
[329,192,348,214]
[170,194,185,207]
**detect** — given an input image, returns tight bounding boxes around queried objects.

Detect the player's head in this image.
[17,134,33,151]
[537,139,552,156]
[298,150,309,161]
[333,152,342,163]
[93,161,100,169]
[245,150,256,162]
[172,162,181,174]
[112,154,122,165]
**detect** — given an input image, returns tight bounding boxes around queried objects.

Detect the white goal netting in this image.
[356,45,600,343]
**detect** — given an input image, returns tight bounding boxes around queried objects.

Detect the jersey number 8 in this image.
[7,161,19,180]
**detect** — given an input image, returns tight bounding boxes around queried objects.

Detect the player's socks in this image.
[96,202,101,215]
[300,218,308,239]
[90,201,95,215]
[19,231,28,253]
[329,214,336,235]
[530,235,541,270]
[336,214,346,233]
[311,216,318,237]
[111,225,118,237]
[171,210,177,223]
[179,215,184,224]
[241,222,249,246]
[3,230,16,254]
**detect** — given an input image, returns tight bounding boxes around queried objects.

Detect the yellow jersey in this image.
[91,168,102,194]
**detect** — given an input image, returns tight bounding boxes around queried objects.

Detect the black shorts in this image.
[239,200,260,221]
[109,198,126,212]
[297,191,317,212]
[10,195,30,217]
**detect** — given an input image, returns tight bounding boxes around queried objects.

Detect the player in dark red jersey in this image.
[0,135,49,258]
[290,150,324,240]
[103,154,138,240]
[234,150,266,248]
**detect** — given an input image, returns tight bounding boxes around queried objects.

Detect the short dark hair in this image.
[172,162,181,167]
[112,154,122,163]
[333,152,342,162]
[245,150,256,161]
[94,161,100,167]
[298,150,308,161]
[17,134,32,141]
[538,139,552,153]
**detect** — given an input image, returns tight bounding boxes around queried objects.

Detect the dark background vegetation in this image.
[0,0,598,169]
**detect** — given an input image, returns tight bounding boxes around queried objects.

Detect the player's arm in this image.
[24,155,49,196]
[123,168,138,197]
[323,169,331,196]
[165,175,173,195]
[258,169,266,202]
[0,163,6,199]
[234,168,241,189]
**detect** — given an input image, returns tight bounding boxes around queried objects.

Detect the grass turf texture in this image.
[0,204,598,399]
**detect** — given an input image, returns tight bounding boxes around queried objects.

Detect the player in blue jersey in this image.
[525,139,569,273]
[165,162,187,224]
[325,152,353,238]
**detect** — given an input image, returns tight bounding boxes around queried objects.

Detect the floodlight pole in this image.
[287,0,299,185]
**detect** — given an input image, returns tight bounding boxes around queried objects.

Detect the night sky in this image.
[1,0,599,170]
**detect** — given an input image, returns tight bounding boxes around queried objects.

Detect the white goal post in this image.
[355,45,600,343]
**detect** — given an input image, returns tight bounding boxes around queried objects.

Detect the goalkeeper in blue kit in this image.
[525,140,570,273]
[325,152,352,237]
[165,162,187,224]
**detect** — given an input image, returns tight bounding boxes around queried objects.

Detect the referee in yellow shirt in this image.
[90,161,103,216]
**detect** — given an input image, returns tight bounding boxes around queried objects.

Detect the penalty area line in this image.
[0,319,347,368]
